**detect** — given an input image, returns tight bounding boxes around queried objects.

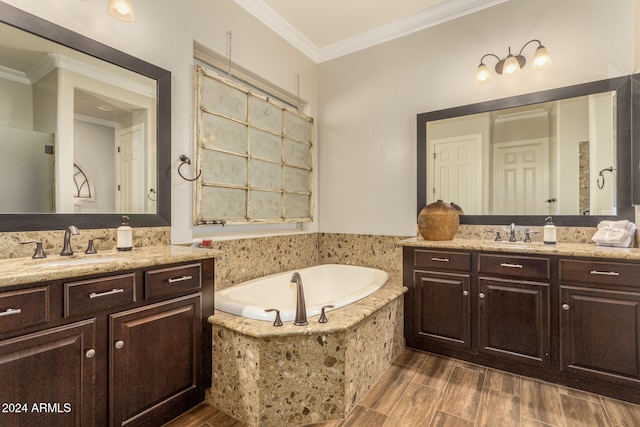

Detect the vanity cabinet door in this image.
[409,271,471,349]
[560,286,640,384]
[478,277,550,367]
[0,319,95,427]
[109,294,202,427]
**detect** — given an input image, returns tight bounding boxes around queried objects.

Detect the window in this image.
[193,65,313,225]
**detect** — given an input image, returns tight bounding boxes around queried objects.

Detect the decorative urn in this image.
[417,200,460,240]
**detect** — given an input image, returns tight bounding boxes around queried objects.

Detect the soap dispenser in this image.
[543,216,557,245]
[116,215,133,251]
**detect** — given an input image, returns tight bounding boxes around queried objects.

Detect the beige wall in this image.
[3,0,638,240]
[2,0,319,243]
[318,0,636,236]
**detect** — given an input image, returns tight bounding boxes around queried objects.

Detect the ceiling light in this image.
[475,39,551,84]
[107,0,134,22]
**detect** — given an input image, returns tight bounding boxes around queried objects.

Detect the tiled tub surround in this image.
[208,273,406,426]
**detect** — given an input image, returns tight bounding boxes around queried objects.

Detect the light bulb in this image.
[532,45,552,69]
[475,63,491,84]
[108,0,134,22]
[502,55,521,75]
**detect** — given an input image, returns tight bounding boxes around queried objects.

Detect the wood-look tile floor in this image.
[164,349,640,427]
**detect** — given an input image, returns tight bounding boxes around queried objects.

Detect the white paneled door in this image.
[428,134,482,214]
[492,138,550,215]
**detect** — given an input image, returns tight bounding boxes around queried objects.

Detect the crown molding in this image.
[0,65,30,84]
[233,0,509,63]
[232,0,319,62]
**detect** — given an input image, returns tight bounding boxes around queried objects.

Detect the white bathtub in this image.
[214,264,389,322]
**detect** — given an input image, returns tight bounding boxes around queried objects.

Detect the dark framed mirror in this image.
[417,76,634,226]
[0,2,170,231]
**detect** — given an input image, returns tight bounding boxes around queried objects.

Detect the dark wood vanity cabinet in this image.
[408,250,471,349]
[404,246,640,404]
[0,257,214,427]
[110,294,202,426]
[405,249,551,366]
[559,259,640,386]
[0,319,96,426]
[477,254,551,367]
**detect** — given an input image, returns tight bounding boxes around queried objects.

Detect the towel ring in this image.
[178,155,202,182]
[597,166,614,189]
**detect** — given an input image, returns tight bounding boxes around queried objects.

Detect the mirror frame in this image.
[417,76,634,226]
[0,2,171,231]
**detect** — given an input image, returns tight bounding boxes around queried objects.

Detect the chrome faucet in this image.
[508,223,517,242]
[60,225,80,256]
[291,272,308,326]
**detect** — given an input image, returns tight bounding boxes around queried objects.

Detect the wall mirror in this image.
[417,76,634,226]
[0,2,170,231]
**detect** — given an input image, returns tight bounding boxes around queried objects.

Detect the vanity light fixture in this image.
[475,39,552,84]
[108,0,134,22]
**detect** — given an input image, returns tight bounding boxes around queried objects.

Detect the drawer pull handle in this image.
[562,304,570,311]
[431,257,450,262]
[500,263,523,268]
[0,308,21,317]
[463,290,469,296]
[479,292,486,299]
[114,340,124,349]
[590,270,620,276]
[85,349,96,358]
[167,275,193,283]
[89,288,124,299]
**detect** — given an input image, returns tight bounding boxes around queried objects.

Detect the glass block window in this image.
[193,65,313,225]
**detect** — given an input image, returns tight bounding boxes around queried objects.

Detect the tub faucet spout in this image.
[291,272,308,326]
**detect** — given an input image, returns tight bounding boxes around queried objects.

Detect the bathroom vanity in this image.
[402,239,640,405]
[0,246,217,427]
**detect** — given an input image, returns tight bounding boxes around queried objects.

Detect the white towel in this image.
[596,220,630,230]
[592,221,636,247]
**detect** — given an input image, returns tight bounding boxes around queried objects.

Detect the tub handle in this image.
[265,309,283,327]
[319,305,335,323]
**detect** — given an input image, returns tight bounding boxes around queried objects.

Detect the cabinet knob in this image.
[463,290,469,296]
[114,340,125,349]
[562,304,570,311]
[85,349,96,358]
[479,293,486,299]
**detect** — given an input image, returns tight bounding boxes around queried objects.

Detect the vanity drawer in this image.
[478,254,550,281]
[0,287,49,334]
[414,250,471,271]
[559,259,640,287]
[145,263,202,299]
[64,273,136,317]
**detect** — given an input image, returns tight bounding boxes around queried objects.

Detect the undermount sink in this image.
[37,256,124,267]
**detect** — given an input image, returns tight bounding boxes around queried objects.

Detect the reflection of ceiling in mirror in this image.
[0,22,155,94]
[74,89,143,121]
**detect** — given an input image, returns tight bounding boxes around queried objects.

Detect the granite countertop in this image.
[399,237,640,261]
[208,272,407,338]
[0,245,222,288]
